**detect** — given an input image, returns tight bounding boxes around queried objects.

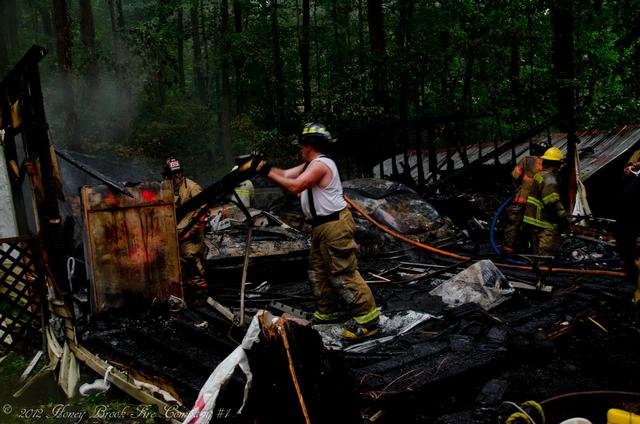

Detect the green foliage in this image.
[8,0,640,177]
[0,350,160,424]
[130,97,219,181]
[0,351,30,376]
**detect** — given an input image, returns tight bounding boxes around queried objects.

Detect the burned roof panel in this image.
[378,125,640,182]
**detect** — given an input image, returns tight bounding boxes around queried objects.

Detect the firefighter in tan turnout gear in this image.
[523,147,568,256]
[253,123,380,341]
[163,158,207,287]
[502,141,548,253]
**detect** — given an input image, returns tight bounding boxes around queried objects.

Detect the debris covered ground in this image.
[73,220,640,423]
[2,150,636,423]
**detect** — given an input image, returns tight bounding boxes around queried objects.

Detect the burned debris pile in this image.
[78,304,239,406]
[68,234,639,423]
[329,252,637,422]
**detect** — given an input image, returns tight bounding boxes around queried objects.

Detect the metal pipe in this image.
[237,192,253,327]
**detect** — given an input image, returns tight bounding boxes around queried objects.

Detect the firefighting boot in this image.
[342,318,380,342]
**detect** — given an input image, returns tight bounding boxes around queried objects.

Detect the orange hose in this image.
[277,324,311,424]
[344,195,625,278]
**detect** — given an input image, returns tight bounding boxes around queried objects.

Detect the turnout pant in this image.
[180,235,205,279]
[308,208,379,326]
[503,202,526,249]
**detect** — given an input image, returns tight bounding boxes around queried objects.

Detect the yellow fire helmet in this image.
[540,146,565,161]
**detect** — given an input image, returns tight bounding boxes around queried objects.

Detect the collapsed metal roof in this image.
[377,125,640,182]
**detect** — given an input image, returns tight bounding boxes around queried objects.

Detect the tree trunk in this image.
[79,0,99,96]
[220,0,233,166]
[53,0,79,150]
[271,0,285,130]
[427,124,437,182]
[299,0,311,113]
[458,38,474,167]
[37,3,54,49]
[177,5,185,93]
[550,1,577,212]
[313,1,321,101]
[233,0,246,115]
[106,0,131,142]
[367,0,390,173]
[107,0,128,93]
[5,0,18,58]
[157,0,173,104]
[190,0,205,102]
[367,0,388,109]
[397,0,414,180]
[0,22,9,75]
[200,0,212,103]
[357,0,365,72]
[509,39,521,104]
[331,0,344,78]
[415,78,425,186]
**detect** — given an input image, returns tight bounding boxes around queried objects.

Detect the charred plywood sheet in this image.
[82,181,182,314]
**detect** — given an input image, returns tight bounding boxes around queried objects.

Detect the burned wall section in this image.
[0,46,68,293]
[82,181,182,314]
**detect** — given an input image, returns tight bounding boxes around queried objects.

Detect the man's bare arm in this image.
[269,163,306,179]
[267,161,327,195]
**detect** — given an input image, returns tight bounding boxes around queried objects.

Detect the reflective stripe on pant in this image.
[308,208,378,323]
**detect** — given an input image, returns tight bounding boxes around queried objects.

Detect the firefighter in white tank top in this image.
[254,123,379,341]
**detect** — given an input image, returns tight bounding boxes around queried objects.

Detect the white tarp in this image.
[429,259,514,310]
[571,150,592,222]
[182,312,262,424]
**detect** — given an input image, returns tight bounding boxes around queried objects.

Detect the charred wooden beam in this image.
[0,46,68,294]
[82,333,205,399]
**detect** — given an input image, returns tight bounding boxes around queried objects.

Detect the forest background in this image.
[1,0,639,185]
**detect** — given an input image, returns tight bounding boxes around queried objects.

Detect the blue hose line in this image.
[490,195,515,255]
[490,196,620,267]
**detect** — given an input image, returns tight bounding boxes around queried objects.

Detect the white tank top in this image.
[300,156,347,219]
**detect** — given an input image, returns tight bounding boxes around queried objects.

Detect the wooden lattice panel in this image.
[0,238,41,351]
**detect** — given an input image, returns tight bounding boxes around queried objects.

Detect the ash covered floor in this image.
[76,244,640,423]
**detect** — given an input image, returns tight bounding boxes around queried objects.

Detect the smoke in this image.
[41,68,159,197]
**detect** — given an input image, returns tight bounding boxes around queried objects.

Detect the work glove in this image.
[234,154,254,173]
[249,152,272,176]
